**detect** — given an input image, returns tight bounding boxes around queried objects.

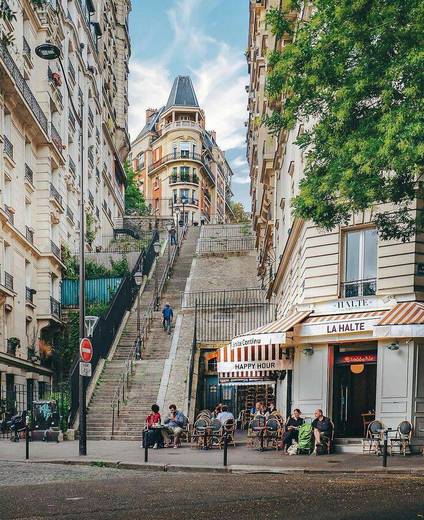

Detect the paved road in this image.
[1,462,424,519]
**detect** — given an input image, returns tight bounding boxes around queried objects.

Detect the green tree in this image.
[230,202,250,224]
[124,160,148,215]
[265,1,424,242]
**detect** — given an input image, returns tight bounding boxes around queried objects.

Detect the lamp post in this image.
[153,240,161,310]
[166,221,172,265]
[35,43,87,456]
[174,208,180,255]
[134,271,143,359]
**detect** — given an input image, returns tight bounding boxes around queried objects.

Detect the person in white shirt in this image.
[216,405,234,425]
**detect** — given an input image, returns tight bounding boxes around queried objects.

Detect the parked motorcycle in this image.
[7,411,27,442]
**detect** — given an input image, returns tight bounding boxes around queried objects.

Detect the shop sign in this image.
[326,321,366,333]
[299,319,377,337]
[317,297,379,313]
[231,332,286,348]
[218,358,293,373]
[336,353,377,365]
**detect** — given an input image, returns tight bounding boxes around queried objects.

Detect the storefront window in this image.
[343,228,377,297]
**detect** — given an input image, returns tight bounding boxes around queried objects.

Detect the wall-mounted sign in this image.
[315,297,380,313]
[231,332,286,348]
[218,358,292,374]
[299,318,377,338]
[336,353,377,365]
[326,321,366,334]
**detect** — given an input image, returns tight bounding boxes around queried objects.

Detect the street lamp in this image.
[153,240,161,310]
[36,42,87,456]
[166,221,172,264]
[134,271,143,359]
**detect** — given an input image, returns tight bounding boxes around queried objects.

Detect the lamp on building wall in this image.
[35,41,87,457]
[302,345,314,356]
[387,341,400,351]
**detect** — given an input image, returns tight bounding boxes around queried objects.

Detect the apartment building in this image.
[131,75,234,225]
[244,0,424,444]
[0,0,130,400]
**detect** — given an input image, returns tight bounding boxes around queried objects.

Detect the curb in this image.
[8,459,424,477]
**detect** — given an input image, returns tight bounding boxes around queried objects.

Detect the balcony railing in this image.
[148,152,205,174]
[88,190,94,207]
[6,338,18,356]
[4,271,13,291]
[25,286,34,304]
[50,240,61,260]
[69,110,76,131]
[50,122,63,152]
[50,183,63,207]
[88,107,94,126]
[25,163,34,184]
[25,226,34,244]
[163,120,203,133]
[68,60,76,83]
[50,296,61,319]
[0,41,49,134]
[69,156,76,176]
[3,135,13,159]
[4,205,14,225]
[170,174,199,185]
[204,190,212,202]
[341,278,377,298]
[88,148,94,167]
[66,205,74,223]
[173,196,199,207]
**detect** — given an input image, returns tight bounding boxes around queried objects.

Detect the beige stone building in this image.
[0,0,130,405]
[131,76,234,225]
[245,0,424,446]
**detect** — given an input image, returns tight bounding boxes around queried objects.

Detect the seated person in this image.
[144,404,162,449]
[312,409,333,452]
[266,401,278,415]
[254,401,267,418]
[217,405,234,425]
[282,408,304,452]
[213,403,223,417]
[162,404,186,448]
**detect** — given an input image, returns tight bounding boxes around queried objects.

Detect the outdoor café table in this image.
[253,426,267,452]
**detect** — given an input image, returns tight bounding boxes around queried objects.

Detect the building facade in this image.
[131,76,234,225]
[0,0,130,403]
[246,0,424,444]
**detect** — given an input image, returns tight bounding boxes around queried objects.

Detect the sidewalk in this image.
[1,439,424,475]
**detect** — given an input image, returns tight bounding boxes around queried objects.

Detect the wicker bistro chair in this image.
[390,421,413,456]
[264,416,282,450]
[209,418,224,449]
[362,420,385,454]
[220,418,236,448]
[191,417,211,448]
[248,416,266,449]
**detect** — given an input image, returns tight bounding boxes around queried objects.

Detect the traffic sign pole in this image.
[79,338,92,457]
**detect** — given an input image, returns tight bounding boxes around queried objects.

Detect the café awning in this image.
[218,342,293,386]
[373,301,424,338]
[230,310,311,348]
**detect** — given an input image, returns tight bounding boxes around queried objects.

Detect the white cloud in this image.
[231,154,249,171]
[232,174,251,185]
[128,61,173,141]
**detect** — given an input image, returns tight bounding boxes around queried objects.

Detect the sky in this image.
[128,0,251,207]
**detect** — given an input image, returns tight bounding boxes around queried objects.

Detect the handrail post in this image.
[112,406,115,436]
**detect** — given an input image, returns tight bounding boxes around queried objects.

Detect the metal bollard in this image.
[382,430,388,468]
[223,434,228,467]
[144,431,148,463]
[25,424,30,460]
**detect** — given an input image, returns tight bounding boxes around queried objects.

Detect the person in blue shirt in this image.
[162,303,174,333]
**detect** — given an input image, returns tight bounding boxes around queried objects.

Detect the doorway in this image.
[333,345,377,437]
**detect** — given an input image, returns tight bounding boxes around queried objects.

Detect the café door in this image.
[333,349,377,437]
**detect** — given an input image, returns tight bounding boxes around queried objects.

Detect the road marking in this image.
[66,497,84,501]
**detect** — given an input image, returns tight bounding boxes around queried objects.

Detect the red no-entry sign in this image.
[79,338,93,363]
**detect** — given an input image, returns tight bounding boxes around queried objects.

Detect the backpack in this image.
[297,422,313,452]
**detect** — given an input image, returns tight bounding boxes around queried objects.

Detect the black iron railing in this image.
[201,224,253,239]
[68,60,76,83]
[88,190,94,206]
[25,163,34,184]
[182,288,268,309]
[23,37,31,59]
[3,204,14,225]
[4,271,13,291]
[88,107,94,126]
[170,174,199,185]
[341,278,377,298]
[3,135,13,159]
[0,382,52,425]
[66,205,74,223]
[149,152,207,174]
[25,226,34,244]
[196,236,255,254]
[68,229,160,426]
[50,183,63,206]
[88,148,94,167]
[25,286,34,304]
[0,41,49,134]
[69,156,76,176]
[50,296,61,319]
[51,122,63,151]
[6,339,18,356]
[69,111,76,130]
[50,240,61,260]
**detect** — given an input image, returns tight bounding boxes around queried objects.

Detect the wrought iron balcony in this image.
[25,163,34,185]
[0,41,49,135]
[341,278,377,298]
[148,152,204,174]
[50,122,63,152]
[50,296,61,319]
[50,183,63,207]
[25,286,34,304]
[4,204,14,225]
[173,196,199,207]
[6,338,18,356]
[23,37,31,59]
[50,240,61,260]
[25,226,34,244]
[204,190,212,202]
[68,60,76,83]
[88,190,94,207]
[3,135,13,159]
[88,148,94,167]
[69,110,76,131]
[169,173,199,185]
[4,271,13,291]
[88,107,94,127]
[69,156,76,176]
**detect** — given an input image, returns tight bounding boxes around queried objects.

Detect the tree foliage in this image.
[230,202,250,224]
[265,0,424,241]
[124,160,148,215]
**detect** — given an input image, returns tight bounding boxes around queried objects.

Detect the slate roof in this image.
[165,76,199,110]
[132,107,164,144]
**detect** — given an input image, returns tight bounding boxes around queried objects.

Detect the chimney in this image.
[146,108,156,120]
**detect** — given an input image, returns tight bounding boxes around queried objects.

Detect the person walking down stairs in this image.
[162,303,173,335]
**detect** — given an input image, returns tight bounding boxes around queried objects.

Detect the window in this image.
[180,141,190,158]
[173,190,177,203]
[343,228,378,297]
[180,189,189,203]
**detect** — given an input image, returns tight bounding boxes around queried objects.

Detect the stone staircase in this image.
[86,227,199,441]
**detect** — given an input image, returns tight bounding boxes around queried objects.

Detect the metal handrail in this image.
[110,226,188,436]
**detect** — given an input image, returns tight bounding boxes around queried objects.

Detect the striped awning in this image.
[377,302,424,325]
[230,310,311,348]
[304,310,386,324]
[218,342,293,386]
